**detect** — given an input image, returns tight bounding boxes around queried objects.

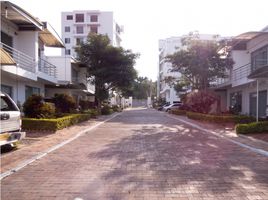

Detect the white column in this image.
[256,79,259,122]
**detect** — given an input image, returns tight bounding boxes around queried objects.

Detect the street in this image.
[1,108,268,200]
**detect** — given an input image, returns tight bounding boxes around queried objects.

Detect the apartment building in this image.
[158,34,223,104]
[61,10,122,57]
[0,1,64,105]
[214,28,268,118]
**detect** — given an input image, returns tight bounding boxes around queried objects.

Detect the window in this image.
[251,45,268,71]
[75,14,84,22]
[65,26,70,32]
[76,38,83,45]
[76,26,84,34]
[65,49,71,55]
[90,15,98,22]
[1,96,17,111]
[230,91,242,113]
[66,15,73,20]
[1,85,13,98]
[65,38,71,44]
[25,86,40,100]
[90,26,98,34]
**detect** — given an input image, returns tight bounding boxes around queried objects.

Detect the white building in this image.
[45,56,95,103]
[214,29,268,119]
[158,34,223,104]
[0,1,64,105]
[61,10,122,57]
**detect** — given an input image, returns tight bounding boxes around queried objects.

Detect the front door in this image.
[249,90,267,118]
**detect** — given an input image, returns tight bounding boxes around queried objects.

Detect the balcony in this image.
[0,42,35,73]
[249,59,268,79]
[38,58,57,79]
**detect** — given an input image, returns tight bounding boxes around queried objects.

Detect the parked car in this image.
[0,92,25,147]
[163,103,182,112]
[157,103,170,111]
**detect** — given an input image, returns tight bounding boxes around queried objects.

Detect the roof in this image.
[39,22,65,48]
[231,31,268,50]
[0,48,16,65]
[1,1,43,31]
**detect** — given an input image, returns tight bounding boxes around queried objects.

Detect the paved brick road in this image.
[1,108,268,200]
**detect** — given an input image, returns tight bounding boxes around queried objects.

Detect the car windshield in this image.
[1,96,18,111]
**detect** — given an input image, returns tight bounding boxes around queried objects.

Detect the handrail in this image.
[0,42,35,73]
[232,63,251,81]
[38,58,57,78]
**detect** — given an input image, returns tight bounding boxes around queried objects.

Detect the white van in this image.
[0,92,25,146]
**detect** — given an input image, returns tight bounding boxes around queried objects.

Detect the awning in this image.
[39,22,65,48]
[1,1,43,31]
[0,48,16,65]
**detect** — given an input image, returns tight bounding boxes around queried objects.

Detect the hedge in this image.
[236,121,268,134]
[22,114,91,131]
[169,109,186,115]
[186,112,256,124]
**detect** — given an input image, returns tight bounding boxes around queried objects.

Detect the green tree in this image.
[76,33,138,109]
[165,32,233,90]
[131,77,156,99]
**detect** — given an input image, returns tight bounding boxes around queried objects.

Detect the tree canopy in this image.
[76,33,139,106]
[165,32,233,91]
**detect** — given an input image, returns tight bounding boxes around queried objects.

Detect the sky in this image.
[9,0,268,81]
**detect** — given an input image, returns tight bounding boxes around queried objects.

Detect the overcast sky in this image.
[10,0,268,81]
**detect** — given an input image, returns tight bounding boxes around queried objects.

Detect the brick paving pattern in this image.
[1,108,268,200]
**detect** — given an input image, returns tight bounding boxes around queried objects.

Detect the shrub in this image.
[82,109,99,117]
[23,95,55,118]
[112,105,122,112]
[186,111,255,124]
[22,114,91,131]
[101,105,113,115]
[170,109,186,115]
[79,100,95,110]
[184,90,220,114]
[53,93,76,113]
[236,121,268,134]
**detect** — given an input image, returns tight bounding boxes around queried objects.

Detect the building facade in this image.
[61,10,122,58]
[0,1,64,105]
[214,28,268,118]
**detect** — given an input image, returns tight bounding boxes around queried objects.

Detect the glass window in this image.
[66,15,73,20]
[90,26,98,34]
[75,14,84,22]
[76,38,83,45]
[25,86,40,100]
[65,49,71,55]
[65,26,70,32]
[230,91,242,113]
[76,26,84,34]
[90,15,98,22]
[1,96,17,111]
[251,45,268,71]
[65,38,71,44]
[1,85,12,98]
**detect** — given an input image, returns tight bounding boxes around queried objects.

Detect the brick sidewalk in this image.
[1,114,114,174]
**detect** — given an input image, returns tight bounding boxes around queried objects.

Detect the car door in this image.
[0,94,21,133]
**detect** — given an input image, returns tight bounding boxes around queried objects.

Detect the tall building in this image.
[158,34,225,104]
[61,10,123,57]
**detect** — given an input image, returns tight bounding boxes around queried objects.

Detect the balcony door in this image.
[249,90,267,118]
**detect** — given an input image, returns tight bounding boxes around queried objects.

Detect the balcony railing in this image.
[232,63,251,81]
[0,42,35,73]
[38,58,57,78]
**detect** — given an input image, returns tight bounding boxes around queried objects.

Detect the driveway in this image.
[1,108,268,200]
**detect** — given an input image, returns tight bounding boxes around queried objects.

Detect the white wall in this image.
[47,56,72,82]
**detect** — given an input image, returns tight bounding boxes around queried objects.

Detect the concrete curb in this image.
[1,113,121,180]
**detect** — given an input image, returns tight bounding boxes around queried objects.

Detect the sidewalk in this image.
[165,112,268,152]
[1,114,116,175]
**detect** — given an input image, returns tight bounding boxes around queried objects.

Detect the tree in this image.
[131,77,157,99]
[76,33,138,109]
[165,32,233,90]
